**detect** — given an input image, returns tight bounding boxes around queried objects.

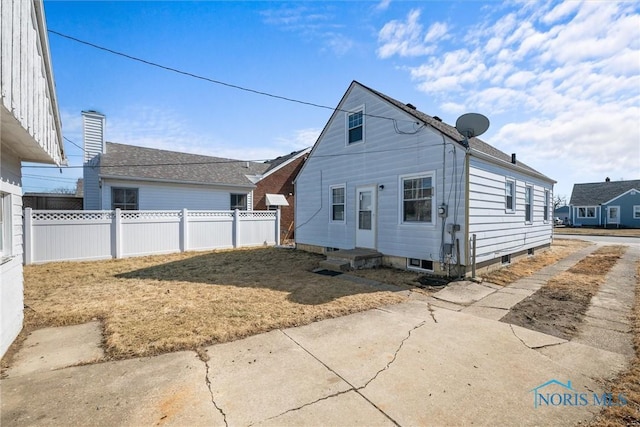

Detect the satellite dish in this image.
[455,113,490,139]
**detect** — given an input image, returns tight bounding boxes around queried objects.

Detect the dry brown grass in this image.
[10,248,407,362]
[554,227,640,237]
[590,261,640,426]
[481,238,592,286]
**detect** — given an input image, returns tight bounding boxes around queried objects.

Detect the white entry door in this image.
[607,206,619,225]
[356,186,376,249]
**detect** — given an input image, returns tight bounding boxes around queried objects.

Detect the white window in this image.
[525,186,533,223]
[0,192,8,257]
[230,193,248,210]
[347,109,364,144]
[330,186,345,222]
[505,180,515,212]
[544,190,550,221]
[112,188,139,210]
[401,174,434,224]
[577,207,596,218]
[633,206,640,219]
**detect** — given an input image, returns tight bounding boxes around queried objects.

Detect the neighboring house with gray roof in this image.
[569,178,640,228]
[295,81,556,276]
[82,111,269,211]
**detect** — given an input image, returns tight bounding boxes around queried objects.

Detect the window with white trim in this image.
[633,205,640,219]
[525,186,533,223]
[401,174,434,224]
[505,180,515,212]
[0,192,8,257]
[347,109,364,144]
[112,188,138,210]
[331,186,345,222]
[577,207,596,218]
[230,194,248,210]
[544,190,550,221]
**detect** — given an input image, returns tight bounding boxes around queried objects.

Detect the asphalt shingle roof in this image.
[358,81,553,181]
[569,179,640,205]
[98,142,270,187]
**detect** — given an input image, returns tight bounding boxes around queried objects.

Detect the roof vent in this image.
[511,153,517,164]
[406,103,416,110]
[605,177,610,182]
[433,116,442,122]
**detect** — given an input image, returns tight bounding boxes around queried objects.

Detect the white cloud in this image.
[380,1,640,188]
[275,128,320,151]
[377,9,440,58]
[376,0,392,12]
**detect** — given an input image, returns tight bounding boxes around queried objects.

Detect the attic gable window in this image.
[347,109,364,144]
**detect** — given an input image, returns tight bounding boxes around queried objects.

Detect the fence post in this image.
[233,209,240,248]
[23,208,33,265]
[113,209,122,259]
[181,208,188,252]
[275,208,281,246]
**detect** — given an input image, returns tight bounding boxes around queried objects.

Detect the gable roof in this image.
[97,142,270,188]
[570,179,640,206]
[357,82,552,181]
[263,148,310,174]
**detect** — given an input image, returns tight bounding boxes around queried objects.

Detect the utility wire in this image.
[48,29,418,124]
[63,136,84,151]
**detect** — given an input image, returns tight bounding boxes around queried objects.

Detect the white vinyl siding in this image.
[468,157,552,264]
[102,179,250,210]
[296,84,464,261]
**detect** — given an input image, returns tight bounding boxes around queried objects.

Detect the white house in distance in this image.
[1,0,66,356]
[295,81,555,276]
[82,111,269,211]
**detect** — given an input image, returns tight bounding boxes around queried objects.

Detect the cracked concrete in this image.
[3,239,637,426]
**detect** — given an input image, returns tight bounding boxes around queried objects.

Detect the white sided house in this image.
[1,0,66,356]
[82,111,269,211]
[295,81,555,276]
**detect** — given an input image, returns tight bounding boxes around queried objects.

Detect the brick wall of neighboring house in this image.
[254,155,307,242]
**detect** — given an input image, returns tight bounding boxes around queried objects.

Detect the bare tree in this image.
[49,186,76,194]
[553,194,567,210]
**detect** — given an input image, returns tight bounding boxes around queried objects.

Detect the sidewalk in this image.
[1,244,637,426]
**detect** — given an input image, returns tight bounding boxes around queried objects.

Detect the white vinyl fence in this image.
[23,208,280,264]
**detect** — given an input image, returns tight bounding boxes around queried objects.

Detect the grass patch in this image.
[554,227,640,237]
[4,248,408,364]
[590,261,640,426]
[481,239,592,286]
[501,245,626,340]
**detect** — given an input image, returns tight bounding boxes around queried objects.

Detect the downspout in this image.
[464,149,470,277]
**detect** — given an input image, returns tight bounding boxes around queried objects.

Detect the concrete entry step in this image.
[318,259,351,272]
[324,248,383,270]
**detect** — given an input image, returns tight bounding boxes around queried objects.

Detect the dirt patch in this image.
[2,248,407,369]
[501,246,626,340]
[481,239,592,287]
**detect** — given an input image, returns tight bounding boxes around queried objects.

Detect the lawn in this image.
[554,227,640,237]
[14,248,410,361]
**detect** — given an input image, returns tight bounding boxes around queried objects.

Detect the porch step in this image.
[318,259,351,272]
[323,248,383,271]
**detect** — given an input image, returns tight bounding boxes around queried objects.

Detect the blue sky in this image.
[24,0,640,201]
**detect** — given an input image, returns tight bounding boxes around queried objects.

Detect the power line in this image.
[47,29,419,124]
[64,136,84,151]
